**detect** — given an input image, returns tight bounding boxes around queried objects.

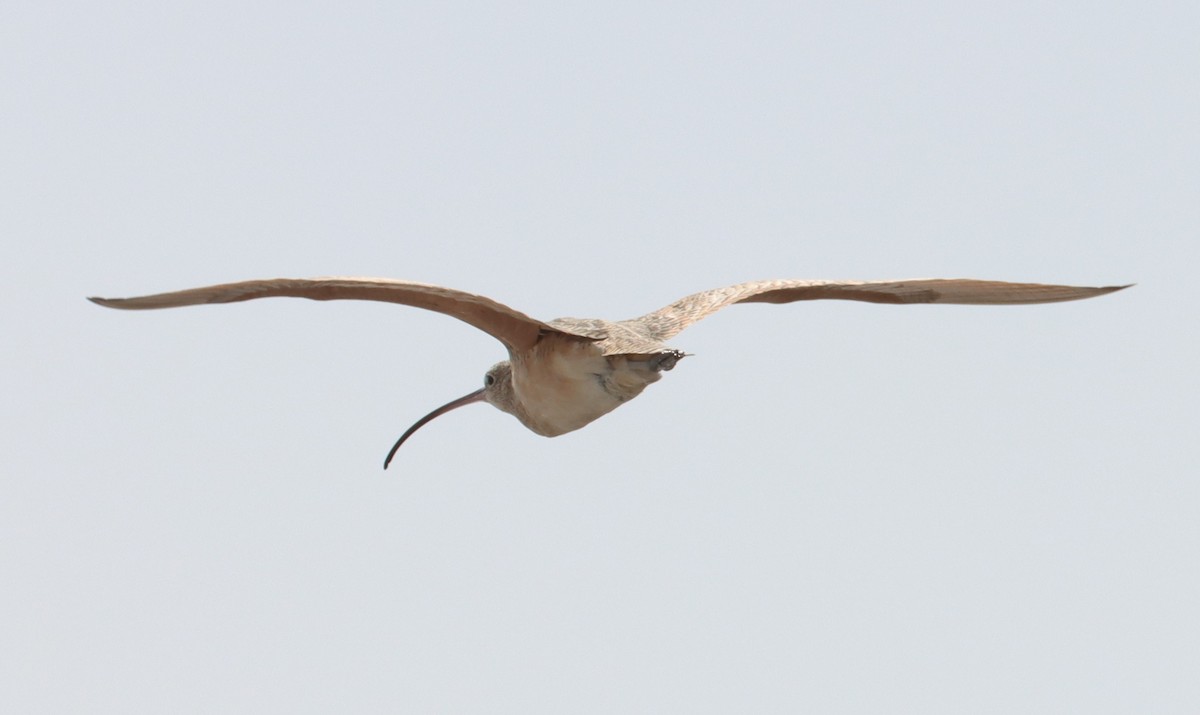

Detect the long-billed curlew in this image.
[89,277,1129,468]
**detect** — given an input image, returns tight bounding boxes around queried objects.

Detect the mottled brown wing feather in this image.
[89,277,594,353]
[625,278,1131,344]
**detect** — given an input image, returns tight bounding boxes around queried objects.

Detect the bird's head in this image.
[383,360,517,469]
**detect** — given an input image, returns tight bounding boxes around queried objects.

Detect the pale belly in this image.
[510,340,664,437]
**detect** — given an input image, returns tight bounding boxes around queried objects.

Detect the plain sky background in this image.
[3,1,1197,712]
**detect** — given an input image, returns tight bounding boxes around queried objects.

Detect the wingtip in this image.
[88,296,134,309]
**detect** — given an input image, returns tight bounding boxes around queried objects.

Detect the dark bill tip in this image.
[383,388,487,470]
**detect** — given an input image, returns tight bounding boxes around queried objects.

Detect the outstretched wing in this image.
[625,278,1131,343]
[89,276,593,353]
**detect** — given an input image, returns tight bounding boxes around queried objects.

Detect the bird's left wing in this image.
[625,278,1131,343]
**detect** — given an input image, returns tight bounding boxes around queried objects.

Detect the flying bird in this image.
[89,277,1128,468]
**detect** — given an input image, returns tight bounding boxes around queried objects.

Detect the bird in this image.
[89,277,1129,468]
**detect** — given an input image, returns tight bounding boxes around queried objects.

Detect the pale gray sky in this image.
[3,1,1197,712]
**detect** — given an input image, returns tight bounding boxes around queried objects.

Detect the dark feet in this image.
[650,350,687,372]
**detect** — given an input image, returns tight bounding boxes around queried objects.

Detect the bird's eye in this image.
[484,373,495,387]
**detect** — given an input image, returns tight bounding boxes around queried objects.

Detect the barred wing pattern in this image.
[89,277,1129,357]
[621,278,1130,347]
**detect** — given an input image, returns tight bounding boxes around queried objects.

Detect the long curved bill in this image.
[383,388,487,469]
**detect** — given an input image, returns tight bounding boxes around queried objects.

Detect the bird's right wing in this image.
[89,277,595,353]
[626,278,1131,343]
